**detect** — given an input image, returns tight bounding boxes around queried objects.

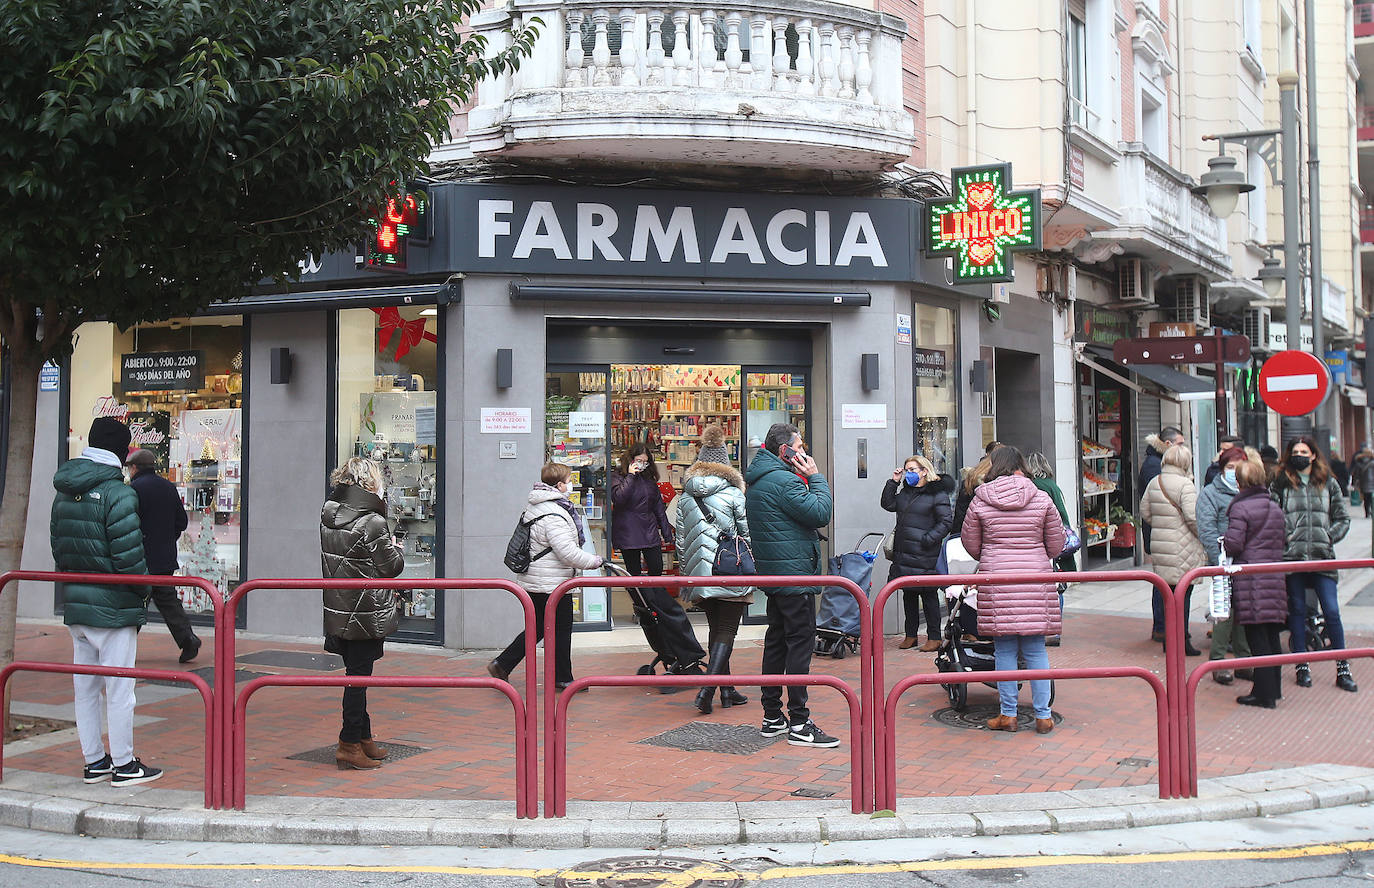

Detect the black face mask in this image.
[1288,454,1312,472]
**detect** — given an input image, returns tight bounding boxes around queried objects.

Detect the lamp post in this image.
[1193,71,1313,440]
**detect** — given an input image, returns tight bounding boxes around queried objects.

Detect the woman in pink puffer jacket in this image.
[961,446,1066,735]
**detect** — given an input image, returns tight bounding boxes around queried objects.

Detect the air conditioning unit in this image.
[1243,306,1270,351]
[1171,276,1210,327]
[1117,259,1154,306]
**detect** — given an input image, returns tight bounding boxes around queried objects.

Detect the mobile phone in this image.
[779,444,798,463]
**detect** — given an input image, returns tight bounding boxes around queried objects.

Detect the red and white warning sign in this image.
[1258,350,1330,416]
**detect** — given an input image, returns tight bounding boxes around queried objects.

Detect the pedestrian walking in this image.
[744,423,837,748]
[1137,426,1184,557]
[1140,444,1206,654]
[1195,445,1253,683]
[125,449,200,664]
[610,443,675,585]
[1352,447,1374,518]
[1222,459,1289,708]
[675,460,752,714]
[1271,437,1357,693]
[696,424,732,466]
[50,417,162,786]
[1329,452,1351,498]
[1026,451,1075,646]
[960,446,1066,734]
[881,455,953,652]
[489,463,607,689]
[320,457,406,771]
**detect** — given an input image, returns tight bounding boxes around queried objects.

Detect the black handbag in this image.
[692,494,756,576]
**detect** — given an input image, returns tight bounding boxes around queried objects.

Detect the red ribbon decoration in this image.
[372,306,437,361]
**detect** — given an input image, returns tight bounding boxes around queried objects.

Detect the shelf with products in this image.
[1080,441,1122,555]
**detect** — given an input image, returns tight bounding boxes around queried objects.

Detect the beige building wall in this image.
[1315,0,1358,330]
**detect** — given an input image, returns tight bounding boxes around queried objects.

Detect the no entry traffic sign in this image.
[1259,350,1330,416]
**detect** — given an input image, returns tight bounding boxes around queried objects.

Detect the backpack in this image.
[503,513,554,573]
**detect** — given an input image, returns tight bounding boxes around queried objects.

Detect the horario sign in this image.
[925,164,1041,285]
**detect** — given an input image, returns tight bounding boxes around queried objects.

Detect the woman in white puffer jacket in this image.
[488,463,605,689]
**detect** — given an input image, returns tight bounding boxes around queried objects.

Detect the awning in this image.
[1343,385,1367,407]
[1079,345,1215,402]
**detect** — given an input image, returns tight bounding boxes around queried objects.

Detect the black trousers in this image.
[338,638,384,743]
[700,598,748,650]
[1243,622,1284,704]
[148,571,198,649]
[902,587,942,640]
[494,592,575,684]
[760,594,816,724]
[1363,488,1373,519]
[621,546,664,580]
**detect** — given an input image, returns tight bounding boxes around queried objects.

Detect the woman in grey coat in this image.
[1194,445,1252,683]
[675,460,752,714]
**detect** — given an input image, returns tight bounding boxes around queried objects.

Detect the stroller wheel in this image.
[636,664,655,676]
[945,680,967,711]
[832,643,847,660]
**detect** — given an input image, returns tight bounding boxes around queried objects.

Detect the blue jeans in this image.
[993,634,1051,718]
[1286,573,1345,651]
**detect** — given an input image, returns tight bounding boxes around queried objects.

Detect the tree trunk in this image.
[0,344,46,734]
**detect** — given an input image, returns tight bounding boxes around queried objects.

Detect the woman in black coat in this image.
[1222,460,1288,709]
[882,455,954,651]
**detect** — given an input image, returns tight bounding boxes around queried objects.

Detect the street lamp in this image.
[1192,153,1254,221]
[1255,252,1285,301]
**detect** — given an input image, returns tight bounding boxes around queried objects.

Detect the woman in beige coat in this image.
[1139,445,1207,655]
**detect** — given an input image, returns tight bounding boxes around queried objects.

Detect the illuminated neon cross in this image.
[364,188,431,272]
[925,163,1041,285]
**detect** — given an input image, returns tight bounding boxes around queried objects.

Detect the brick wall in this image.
[880,0,926,166]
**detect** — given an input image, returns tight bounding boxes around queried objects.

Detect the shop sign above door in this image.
[924,164,1041,285]
[120,350,205,394]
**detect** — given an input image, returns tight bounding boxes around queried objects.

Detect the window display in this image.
[337,307,440,636]
[546,371,610,625]
[66,318,244,612]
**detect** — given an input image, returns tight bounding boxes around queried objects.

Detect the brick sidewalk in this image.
[5,614,1372,808]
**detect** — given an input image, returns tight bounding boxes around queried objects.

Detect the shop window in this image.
[66,318,245,610]
[546,370,610,626]
[335,307,440,637]
[912,305,960,475]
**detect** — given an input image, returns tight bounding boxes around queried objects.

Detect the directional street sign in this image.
[1112,335,1251,366]
[1258,350,1331,416]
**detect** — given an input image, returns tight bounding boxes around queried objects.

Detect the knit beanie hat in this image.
[88,417,132,457]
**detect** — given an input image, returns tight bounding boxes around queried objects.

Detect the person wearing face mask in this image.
[881,455,954,652]
[1271,437,1357,693]
[489,463,608,690]
[611,444,675,590]
[1194,446,1254,683]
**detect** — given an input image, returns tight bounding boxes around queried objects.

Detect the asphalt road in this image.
[0,805,1371,888]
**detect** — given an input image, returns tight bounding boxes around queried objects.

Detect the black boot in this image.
[696,642,731,714]
[1295,663,1312,687]
[1337,660,1358,693]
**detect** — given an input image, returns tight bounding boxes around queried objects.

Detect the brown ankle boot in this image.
[336,742,381,770]
[986,714,1018,732]
[359,738,389,760]
[1035,718,1054,734]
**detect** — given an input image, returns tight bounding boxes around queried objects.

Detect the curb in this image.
[0,765,1371,847]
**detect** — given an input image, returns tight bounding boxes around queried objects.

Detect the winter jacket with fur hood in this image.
[515,484,604,595]
[1222,486,1289,626]
[321,484,406,640]
[881,474,954,581]
[1271,471,1349,577]
[961,474,1066,637]
[1139,464,1206,585]
[675,462,752,602]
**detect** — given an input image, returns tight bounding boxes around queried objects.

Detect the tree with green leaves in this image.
[0,0,534,723]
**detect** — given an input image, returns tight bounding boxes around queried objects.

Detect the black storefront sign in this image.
[121,350,205,393]
[913,347,947,383]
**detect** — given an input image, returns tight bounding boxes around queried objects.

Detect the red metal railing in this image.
[871,569,1184,805]
[224,578,538,816]
[1174,559,1374,796]
[543,575,872,815]
[0,570,224,806]
[0,661,215,806]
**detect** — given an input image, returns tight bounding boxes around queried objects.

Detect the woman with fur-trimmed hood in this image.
[676,460,753,714]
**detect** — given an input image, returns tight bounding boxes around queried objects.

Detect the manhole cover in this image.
[140,667,271,688]
[286,742,431,764]
[1117,756,1154,768]
[236,650,344,671]
[789,786,835,799]
[931,703,1062,731]
[637,722,778,755]
[556,856,743,888]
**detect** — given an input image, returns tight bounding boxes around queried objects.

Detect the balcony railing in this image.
[1356,1,1374,38]
[1110,149,1230,276]
[458,0,914,169]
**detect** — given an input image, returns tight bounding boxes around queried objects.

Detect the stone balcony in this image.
[455,0,914,170]
[1092,147,1231,279]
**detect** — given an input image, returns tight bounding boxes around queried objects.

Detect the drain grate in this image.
[556,856,743,888]
[287,742,431,765]
[637,721,779,755]
[141,667,271,688]
[931,703,1062,731]
[1117,756,1154,768]
[236,650,344,671]
[789,786,836,799]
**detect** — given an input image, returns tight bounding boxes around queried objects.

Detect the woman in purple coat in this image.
[1222,460,1289,709]
[611,443,675,582]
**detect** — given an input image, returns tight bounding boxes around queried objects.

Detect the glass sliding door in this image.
[546,367,611,628]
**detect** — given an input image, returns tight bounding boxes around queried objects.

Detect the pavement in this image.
[1,516,1373,847]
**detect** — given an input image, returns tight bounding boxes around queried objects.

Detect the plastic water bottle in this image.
[1209,536,1232,622]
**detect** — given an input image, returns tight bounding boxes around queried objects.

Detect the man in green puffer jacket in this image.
[49,417,162,787]
[743,423,837,749]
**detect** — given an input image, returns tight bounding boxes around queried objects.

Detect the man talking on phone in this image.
[743,423,838,748]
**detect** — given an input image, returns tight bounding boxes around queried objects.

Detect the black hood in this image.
[911,474,956,496]
[322,483,387,530]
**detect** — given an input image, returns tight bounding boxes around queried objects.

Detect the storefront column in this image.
[1052,305,1079,530]
[245,311,330,636]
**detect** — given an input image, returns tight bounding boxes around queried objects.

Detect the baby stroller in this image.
[815,532,883,659]
[603,563,706,688]
[933,554,1056,711]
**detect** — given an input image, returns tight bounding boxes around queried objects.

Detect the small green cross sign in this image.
[925,164,1041,285]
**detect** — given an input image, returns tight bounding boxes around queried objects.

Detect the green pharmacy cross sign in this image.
[925,164,1041,285]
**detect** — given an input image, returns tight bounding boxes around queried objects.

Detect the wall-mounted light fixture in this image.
[969,360,989,393]
[860,353,880,392]
[496,348,513,389]
[270,347,292,385]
